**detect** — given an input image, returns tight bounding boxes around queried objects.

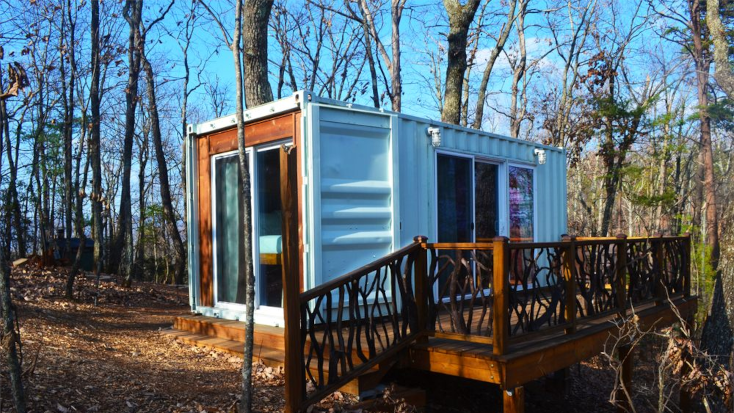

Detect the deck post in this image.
[493,236,510,356]
[503,386,525,413]
[653,233,666,305]
[280,145,305,413]
[414,236,429,342]
[616,344,634,413]
[561,235,577,334]
[682,233,691,297]
[615,234,628,318]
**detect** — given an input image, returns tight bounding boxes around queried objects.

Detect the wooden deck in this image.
[165,294,696,404]
[171,234,695,412]
[412,296,696,387]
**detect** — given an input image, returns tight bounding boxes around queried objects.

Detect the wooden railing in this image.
[286,237,428,412]
[283,234,691,412]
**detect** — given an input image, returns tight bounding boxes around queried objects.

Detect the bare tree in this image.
[141,53,187,284]
[0,63,27,413]
[471,0,521,129]
[354,0,407,111]
[115,0,144,285]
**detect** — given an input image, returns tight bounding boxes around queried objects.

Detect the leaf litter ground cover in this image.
[1,265,671,412]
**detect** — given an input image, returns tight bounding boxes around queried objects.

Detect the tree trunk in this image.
[237,0,271,411]
[0,98,25,256]
[0,248,25,412]
[90,0,104,301]
[509,3,527,139]
[242,0,274,107]
[687,0,728,358]
[142,56,187,285]
[389,0,405,112]
[116,0,143,285]
[707,0,734,99]
[441,0,481,125]
[135,128,148,281]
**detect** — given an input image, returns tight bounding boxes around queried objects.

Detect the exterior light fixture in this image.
[534,148,546,165]
[427,126,441,148]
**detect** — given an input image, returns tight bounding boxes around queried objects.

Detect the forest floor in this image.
[2,265,666,413]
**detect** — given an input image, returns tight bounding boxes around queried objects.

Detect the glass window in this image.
[474,162,499,242]
[437,154,473,243]
[257,149,283,308]
[509,166,534,242]
[214,155,246,305]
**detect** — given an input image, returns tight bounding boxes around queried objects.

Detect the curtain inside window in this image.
[509,166,534,242]
[214,155,246,305]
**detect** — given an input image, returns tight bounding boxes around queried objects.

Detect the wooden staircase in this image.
[162,315,288,364]
[162,315,404,398]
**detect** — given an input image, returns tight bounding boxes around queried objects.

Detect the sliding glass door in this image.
[436,154,502,244]
[212,153,247,307]
[474,162,500,242]
[256,148,283,309]
[211,146,285,321]
[437,154,473,244]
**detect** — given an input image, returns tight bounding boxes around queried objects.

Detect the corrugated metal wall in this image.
[304,105,396,289]
[396,114,567,247]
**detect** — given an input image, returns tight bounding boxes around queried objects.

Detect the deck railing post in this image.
[653,233,666,305]
[561,235,577,334]
[683,233,691,298]
[492,236,510,356]
[413,236,429,341]
[280,145,305,413]
[615,234,628,317]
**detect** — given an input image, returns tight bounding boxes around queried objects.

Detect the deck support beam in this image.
[503,386,524,413]
[616,344,634,413]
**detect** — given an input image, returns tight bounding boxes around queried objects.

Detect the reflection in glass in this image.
[257,149,283,308]
[437,154,473,294]
[214,156,246,304]
[474,162,499,242]
[437,154,472,243]
[509,166,534,242]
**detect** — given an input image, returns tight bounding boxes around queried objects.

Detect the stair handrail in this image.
[287,236,428,412]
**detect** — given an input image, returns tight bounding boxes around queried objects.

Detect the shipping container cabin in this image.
[184,91,567,326]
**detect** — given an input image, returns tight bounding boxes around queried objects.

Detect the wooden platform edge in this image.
[501,297,698,388]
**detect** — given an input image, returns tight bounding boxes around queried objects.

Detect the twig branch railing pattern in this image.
[295,240,426,410]
[284,234,691,412]
[426,243,494,337]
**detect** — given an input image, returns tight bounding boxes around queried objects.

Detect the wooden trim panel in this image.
[206,112,297,156]
[198,136,213,307]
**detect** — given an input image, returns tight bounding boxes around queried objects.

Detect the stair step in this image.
[162,328,287,366]
[173,315,287,351]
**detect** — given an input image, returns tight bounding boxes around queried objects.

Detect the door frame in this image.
[252,141,290,326]
[433,150,512,243]
[432,151,538,300]
[507,162,538,243]
[211,149,252,312]
[210,141,289,326]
